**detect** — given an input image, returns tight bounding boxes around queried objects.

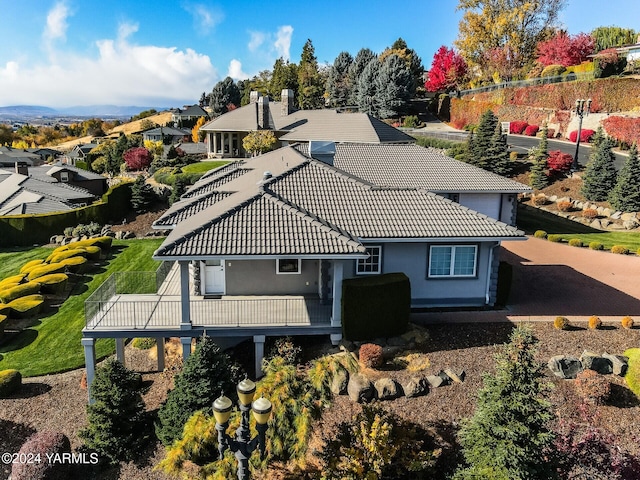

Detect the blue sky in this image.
[0,0,638,108]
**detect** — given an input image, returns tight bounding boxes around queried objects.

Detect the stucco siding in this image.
[225,259,319,295]
[458,193,501,221]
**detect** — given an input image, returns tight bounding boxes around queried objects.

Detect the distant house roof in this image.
[0,146,44,166]
[296,143,531,193]
[67,143,98,159]
[143,126,191,138]
[44,164,106,181]
[172,105,208,119]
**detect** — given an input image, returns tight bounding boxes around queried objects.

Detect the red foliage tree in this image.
[547,150,573,175]
[509,121,529,134]
[425,46,468,92]
[536,32,595,67]
[123,147,152,171]
[569,129,595,143]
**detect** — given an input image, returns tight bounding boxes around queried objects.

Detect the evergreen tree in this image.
[80,359,149,464]
[169,176,187,206]
[270,57,298,99]
[609,143,640,212]
[209,76,241,117]
[581,137,618,201]
[454,325,555,480]
[297,39,324,109]
[375,54,413,119]
[528,124,549,190]
[156,336,243,446]
[348,48,377,105]
[465,110,498,169]
[486,121,511,175]
[356,58,381,116]
[326,51,354,108]
[381,37,424,95]
[589,125,606,150]
[130,175,155,213]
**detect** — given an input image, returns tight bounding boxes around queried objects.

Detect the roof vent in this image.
[263,171,272,181]
[309,141,336,166]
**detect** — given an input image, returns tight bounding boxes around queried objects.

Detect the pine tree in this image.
[348,48,377,105]
[486,121,511,175]
[169,176,187,206]
[130,175,155,213]
[297,39,324,110]
[465,110,498,169]
[375,54,413,119]
[326,51,353,108]
[589,125,606,150]
[209,77,241,117]
[529,124,549,190]
[270,58,298,99]
[80,359,149,464]
[356,58,381,116]
[156,336,243,446]
[581,137,618,201]
[609,143,640,212]
[454,325,555,480]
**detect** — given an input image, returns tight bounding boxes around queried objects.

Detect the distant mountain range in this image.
[0,104,171,118]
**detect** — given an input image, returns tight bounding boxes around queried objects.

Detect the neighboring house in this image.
[0,168,96,216]
[615,35,640,62]
[162,142,208,158]
[143,126,192,144]
[0,146,44,167]
[63,143,98,166]
[28,147,61,163]
[171,105,208,126]
[199,89,414,158]
[81,142,527,394]
[40,164,108,196]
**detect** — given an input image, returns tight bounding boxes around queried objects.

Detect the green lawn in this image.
[182,160,228,174]
[0,238,164,376]
[517,204,640,252]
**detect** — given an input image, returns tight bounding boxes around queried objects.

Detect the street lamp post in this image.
[213,377,272,480]
[572,98,592,173]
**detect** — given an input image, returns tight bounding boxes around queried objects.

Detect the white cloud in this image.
[0,26,219,108]
[44,1,70,42]
[227,59,247,80]
[274,25,293,61]
[183,3,224,35]
[248,31,266,52]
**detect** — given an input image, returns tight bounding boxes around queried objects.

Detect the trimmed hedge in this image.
[70,236,113,251]
[19,259,44,274]
[7,294,45,318]
[0,313,6,338]
[341,273,410,341]
[0,281,42,303]
[624,348,640,398]
[82,245,103,260]
[36,273,69,295]
[0,369,22,397]
[59,256,88,273]
[0,274,26,288]
[47,248,87,264]
[27,263,66,281]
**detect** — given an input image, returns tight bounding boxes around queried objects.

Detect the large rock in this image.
[590,219,603,229]
[548,355,583,379]
[374,378,399,400]
[580,351,613,375]
[623,219,639,230]
[444,368,466,383]
[620,212,638,222]
[402,376,429,398]
[330,367,349,395]
[602,353,628,376]
[426,374,445,388]
[347,373,375,403]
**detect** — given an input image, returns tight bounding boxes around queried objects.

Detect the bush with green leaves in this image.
[307,352,359,403]
[624,348,640,397]
[533,230,547,239]
[547,234,563,242]
[454,325,555,480]
[265,336,301,365]
[554,316,570,330]
[0,369,22,397]
[80,359,149,464]
[589,242,604,250]
[568,238,583,247]
[132,337,156,350]
[611,245,629,255]
[156,336,243,446]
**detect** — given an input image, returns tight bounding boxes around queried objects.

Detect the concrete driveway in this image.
[413,237,640,324]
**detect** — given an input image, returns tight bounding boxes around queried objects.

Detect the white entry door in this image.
[204,260,225,294]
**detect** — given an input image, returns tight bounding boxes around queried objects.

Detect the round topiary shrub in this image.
[547,234,563,243]
[11,431,72,480]
[132,337,156,350]
[611,245,629,255]
[534,230,548,239]
[532,195,548,206]
[588,315,602,330]
[568,239,583,248]
[582,209,598,219]
[589,242,604,251]
[574,369,611,405]
[509,151,519,161]
[358,343,384,369]
[0,369,22,397]
[554,316,570,330]
[621,316,634,329]
[557,201,573,212]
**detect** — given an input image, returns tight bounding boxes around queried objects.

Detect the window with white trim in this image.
[428,245,477,278]
[356,246,382,274]
[276,258,301,274]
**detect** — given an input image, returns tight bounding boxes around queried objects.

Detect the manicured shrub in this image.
[509,121,528,134]
[554,316,570,330]
[548,234,563,242]
[509,151,519,161]
[569,129,596,143]
[19,259,44,274]
[524,125,539,136]
[568,239,583,247]
[582,209,598,219]
[531,195,547,206]
[131,337,156,350]
[0,369,22,397]
[11,431,71,480]
[533,230,547,238]
[80,359,150,464]
[0,281,42,303]
[547,150,573,175]
[7,294,45,318]
[70,236,113,251]
[27,263,66,281]
[557,201,573,212]
[637,247,640,256]
[359,343,384,369]
[588,315,602,329]
[36,273,69,295]
[589,242,604,250]
[0,274,26,288]
[624,348,640,397]
[59,256,88,273]
[611,245,629,255]
[47,248,87,264]
[0,303,9,315]
[541,64,566,77]
[574,369,611,405]
[82,245,103,260]
[621,316,634,329]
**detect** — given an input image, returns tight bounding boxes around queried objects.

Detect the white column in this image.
[254,335,266,379]
[212,132,218,156]
[181,337,192,361]
[115,338,125,365]
[331,260,344,327]
[156,338,165,371]
[82,338,96,405]
[179,261,191,330]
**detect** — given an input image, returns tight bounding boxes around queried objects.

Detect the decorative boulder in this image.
[426,374,446,388]
[580,351,613,375]
[548,355,583,379]
[401,377,429,398]
[374,378,399,400]
[444,368,466,383]
[330,366,349,395]
[347,373,375,403]
[602,353,628,376]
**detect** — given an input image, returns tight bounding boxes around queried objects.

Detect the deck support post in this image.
[331,260,344,328]
[253,335,266,379]
[181,337,192,361]
[82,337,96,405]
[157,337,165,371]
[115,338,125,365]
[179,261,192,330]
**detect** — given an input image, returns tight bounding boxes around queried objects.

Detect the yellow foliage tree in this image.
[143,140,164,157]
[192,116,207,143]
[242,130,277,156]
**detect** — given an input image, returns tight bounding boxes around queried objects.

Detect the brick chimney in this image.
[257,96,270,129]
[15,162,28,176]
[281,89,294,116]
[249,91,261,104]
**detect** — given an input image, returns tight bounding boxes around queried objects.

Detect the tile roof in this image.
[181,168,251,199]
[298,143,531,193]
[154,191,233,228]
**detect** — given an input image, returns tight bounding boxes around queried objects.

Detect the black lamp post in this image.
[213,378,272,480]
[572,98,592,173]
